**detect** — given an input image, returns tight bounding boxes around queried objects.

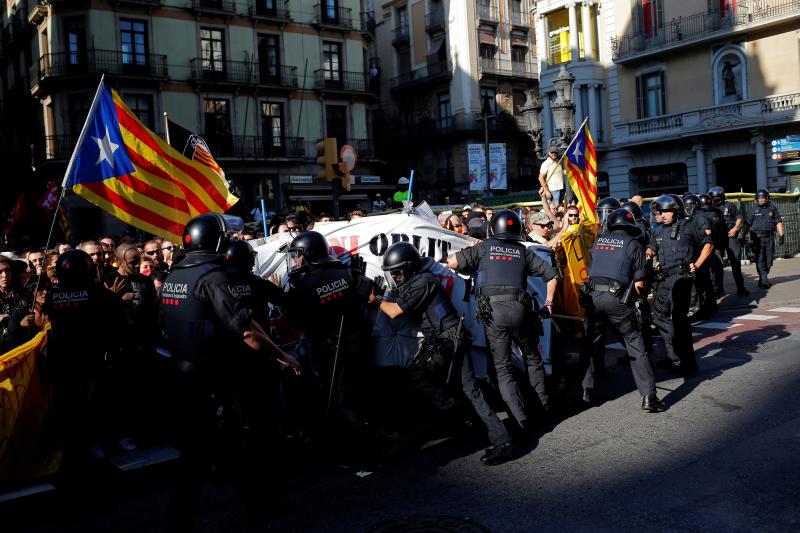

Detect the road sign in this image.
[340,144,358,173]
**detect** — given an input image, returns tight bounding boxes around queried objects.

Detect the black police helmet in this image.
[607,208,642,237]
[489,210,522,240]
[682,193,701,216]
[382,242,422,287]
[756,188,770,199]
[620,201,643,221]
[597,197,621,223]
[287,231,334,265]
[708,186,726,205]
[698,193,713,208]
[666,194,688,218]
[183,213,243,254]
[652,194,686,218]
[55,249,95,287]
[224,239,256,272]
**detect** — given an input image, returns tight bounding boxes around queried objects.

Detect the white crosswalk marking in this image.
[694,322,743,330]
[736,314,780,321]
[769,307,800,313]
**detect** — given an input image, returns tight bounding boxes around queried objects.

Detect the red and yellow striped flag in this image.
[564,122,598,223]
[65,82,238,242]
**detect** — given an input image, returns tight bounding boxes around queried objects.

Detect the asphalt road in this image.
[5,259,800,532]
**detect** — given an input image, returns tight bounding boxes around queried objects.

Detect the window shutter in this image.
[636,75,642,118]
[659,70,666,115]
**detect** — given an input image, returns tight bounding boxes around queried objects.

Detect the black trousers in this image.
[750,232,775,282]
[652,274,697,370]
[483,298,548,426]
[717,237,745,290]
[583,291,656,397]
[690,263,718,318]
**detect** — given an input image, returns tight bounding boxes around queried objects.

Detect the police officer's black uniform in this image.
[683,194,716,318]
[745,189,785,288]
[46,250,118,482]
[583,209,665,412]
[283,231,373,449]
[161,213,289,531]
[380,243,514,465]
[452,210,557,430]
[648,196,713,373]
[709,187,748,295]
[699,193,728,298]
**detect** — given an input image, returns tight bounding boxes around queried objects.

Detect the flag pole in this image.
[545,116,589,204]
[163,112,171,145]
[30,75,107,311]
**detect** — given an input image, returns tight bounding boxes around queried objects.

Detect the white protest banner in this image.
[253,206,554,375]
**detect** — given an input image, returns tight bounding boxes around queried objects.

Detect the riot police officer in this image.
[283,231,374,456]
[683,193,717,318]
[698,193,728,297]
[46,250,119,484]
[583,209,666,412]
[377,242,514,465]
[708,186,748,296]
[446,210,558,432]
[621,200,651,245]
[744,189,785,288]
[596,197,622,232]
[224,239,286,326]
[160,213,300,531]
[647,195,714,374]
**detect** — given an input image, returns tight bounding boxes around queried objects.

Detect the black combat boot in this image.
[641,394,667,413]
[480,442,515,466]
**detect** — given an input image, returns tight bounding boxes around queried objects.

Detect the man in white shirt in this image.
[538,148,564,206]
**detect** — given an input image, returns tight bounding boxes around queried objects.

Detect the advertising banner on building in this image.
[253,208,554,376]
[467,144,487,191]
[489,143,507,190]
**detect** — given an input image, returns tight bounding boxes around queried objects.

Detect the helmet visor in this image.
[286,249,305,273]
[385,268,407,290]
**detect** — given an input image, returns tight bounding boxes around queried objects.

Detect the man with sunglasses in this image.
[161,240,177,271]
[142,239,165,273]
[526,211,557,247]
[447,210,558,434]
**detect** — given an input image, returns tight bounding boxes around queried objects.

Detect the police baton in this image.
[326,315,345,417]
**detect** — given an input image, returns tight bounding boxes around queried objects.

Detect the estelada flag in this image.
[64,81,238,242]
[37,180,59,215]
[564,122,598,223]
[556,217,598,318]
[3,193,26,237]
[167,119,226,180]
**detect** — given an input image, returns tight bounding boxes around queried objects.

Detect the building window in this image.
[322,41,342,84]
[325,105,347,149]
[437,92,451,129]
[323,0,339,23]
[64,17,86,66]
[636,71,665,118]
[712,46,747,104]
[480,87,497,115]
[256,0,277,16]
[200,28,225,73]
[67,93,91,136]
[120,19,147,66]
[262,102,284,155]
[397,6,408,29]
[479,44,496,59]
[127,94,154,130]
[545,8,570,65]
[258,34,281,82]
[632,163,687,196]
[204,98,231,154]
[511,47,526,63]
[634,0,662,39]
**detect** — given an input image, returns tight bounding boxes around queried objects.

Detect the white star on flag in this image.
[571,141,583,164]
[92,127,120,168]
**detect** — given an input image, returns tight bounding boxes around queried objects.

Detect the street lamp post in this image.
[550,64,576,153]
[477,98,496,198]
[519,89,544,159]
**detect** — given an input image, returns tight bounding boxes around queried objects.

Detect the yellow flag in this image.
[557,219,598,317]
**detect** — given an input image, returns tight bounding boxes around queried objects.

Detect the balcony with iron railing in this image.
[390,60,452,92]
[33,49,168,93]
[361,11,376,37]
[109,0,163,8]
[312,4,354,31]
[612,0,800,63]
[346,138,375,159]
[392,24,410,47]
[314,69,373,94]
[191,0,237,15]
[425,7,445,33]
[395,111,524,138]
[510,9,529,29]
[249,0,291,22]
[477,3,499,25]
[212,135,305,159]
[614,92,800,145]
[480,57,537,79]
[190,59,297,89]
[38,133,78,163]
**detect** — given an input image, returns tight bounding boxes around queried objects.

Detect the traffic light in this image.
[336,161,351,191]
[315,137,339,182]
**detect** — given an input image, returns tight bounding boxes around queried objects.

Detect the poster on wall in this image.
[489,143,507,190]
[468,144,487,191]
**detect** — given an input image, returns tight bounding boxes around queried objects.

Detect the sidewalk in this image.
[718,256,800,310]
